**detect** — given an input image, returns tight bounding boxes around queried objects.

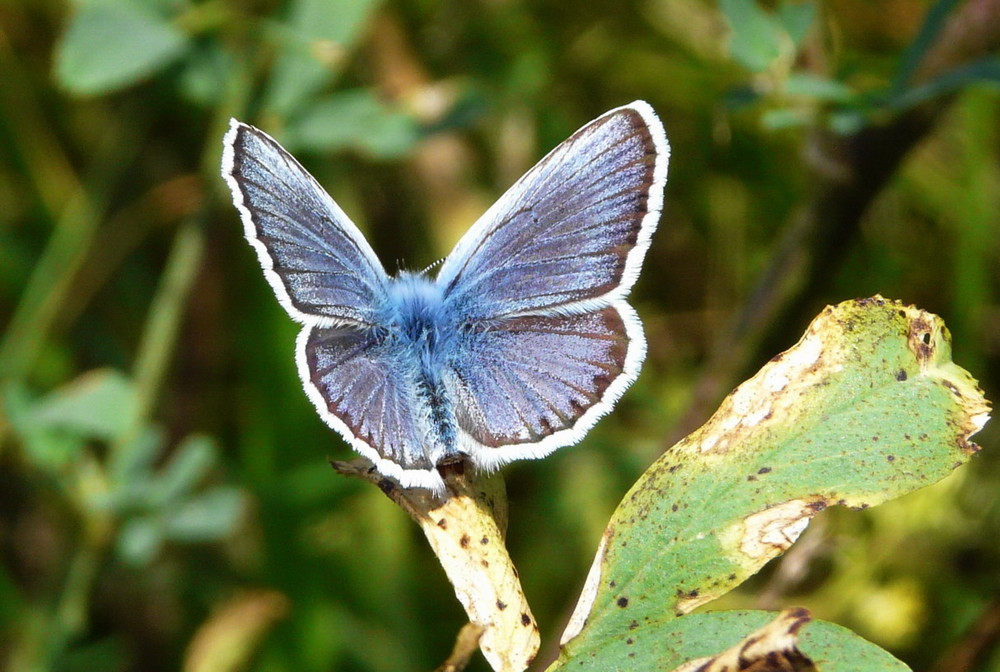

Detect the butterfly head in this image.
[383,272,453,352]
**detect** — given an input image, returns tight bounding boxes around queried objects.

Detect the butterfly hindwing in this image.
[445,305,644,468]
[298,324,445,487]
[222,120,388,325]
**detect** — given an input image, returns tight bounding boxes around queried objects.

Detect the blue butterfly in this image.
[221,102,669,491]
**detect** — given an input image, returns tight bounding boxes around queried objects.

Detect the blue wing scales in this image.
[438,102,668,467]
[222,120,388,325]
[298,325,445,488]
[437,102,668,320]
[446,305,644,468]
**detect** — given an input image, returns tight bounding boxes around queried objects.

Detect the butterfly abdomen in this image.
[384,273,463,466]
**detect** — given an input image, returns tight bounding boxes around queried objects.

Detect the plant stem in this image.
[114,220,206,459]
[0,25,146,383]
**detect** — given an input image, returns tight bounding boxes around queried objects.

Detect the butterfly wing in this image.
[437,101,668,320]
[439,102,669,465]
[224,120,448,488]
[298,325,445,490]
[223,102,668,486]
[447,305,644,469]
[222,119,388,325]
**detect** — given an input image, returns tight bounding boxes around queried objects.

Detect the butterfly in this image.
[221,101,669,491]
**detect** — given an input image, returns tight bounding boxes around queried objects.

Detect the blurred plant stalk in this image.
[674,0,1000,442]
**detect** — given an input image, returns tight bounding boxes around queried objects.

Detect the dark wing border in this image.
[296,325,447,491]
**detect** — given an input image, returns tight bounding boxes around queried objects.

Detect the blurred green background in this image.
[1,0,999,670]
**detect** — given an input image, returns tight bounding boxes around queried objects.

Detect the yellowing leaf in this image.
[557,297,989,667]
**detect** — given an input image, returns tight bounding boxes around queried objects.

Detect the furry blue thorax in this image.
[381,271,454,358]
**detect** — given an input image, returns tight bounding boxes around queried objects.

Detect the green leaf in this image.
[117,517,164,566]
[162,487,244,541]
[265,0,383,118]
[105,427,165,511]
[887,57,1000,112]
[559,297,989,662]
[760,107,809,130]
[54,2,189,95]
[283,90,421,159]
[148,434,217,505]
[777,1,816,47]
[552,610,910,671]
[719,0,783,72]
[828,109,867,134]
[22,369,137,442]
[785,72,857,103]
[108,427,163,488]
[4,381,83,469]
[178,43,236,107]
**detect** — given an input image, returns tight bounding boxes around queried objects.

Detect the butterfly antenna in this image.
[421,258,445,275]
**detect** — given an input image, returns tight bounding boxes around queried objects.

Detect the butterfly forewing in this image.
[437,103,667,320]
[222,121,388,325]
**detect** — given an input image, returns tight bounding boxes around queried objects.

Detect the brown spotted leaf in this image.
[555,297,988,669]
[551,608,909,672]
[669,608,816,672]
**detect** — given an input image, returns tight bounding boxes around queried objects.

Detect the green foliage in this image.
[886,58,1000,112]
[282,90,423,158]
[4,368,245,565]
[558,610,911,672]
[55,1,189,95]
[554,298,987,670]
[719,0,786,72]
[6,370,136,467]
[719,0,1000,132]
[113,433,244,564]
[265,0,384,117]
[890,0,963,96]
[719,0,817,73]
[1,0,999,671]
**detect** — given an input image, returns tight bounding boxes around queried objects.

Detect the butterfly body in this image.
[222,102,669,491]
[381,271,460,465]
[382,271,452,353]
